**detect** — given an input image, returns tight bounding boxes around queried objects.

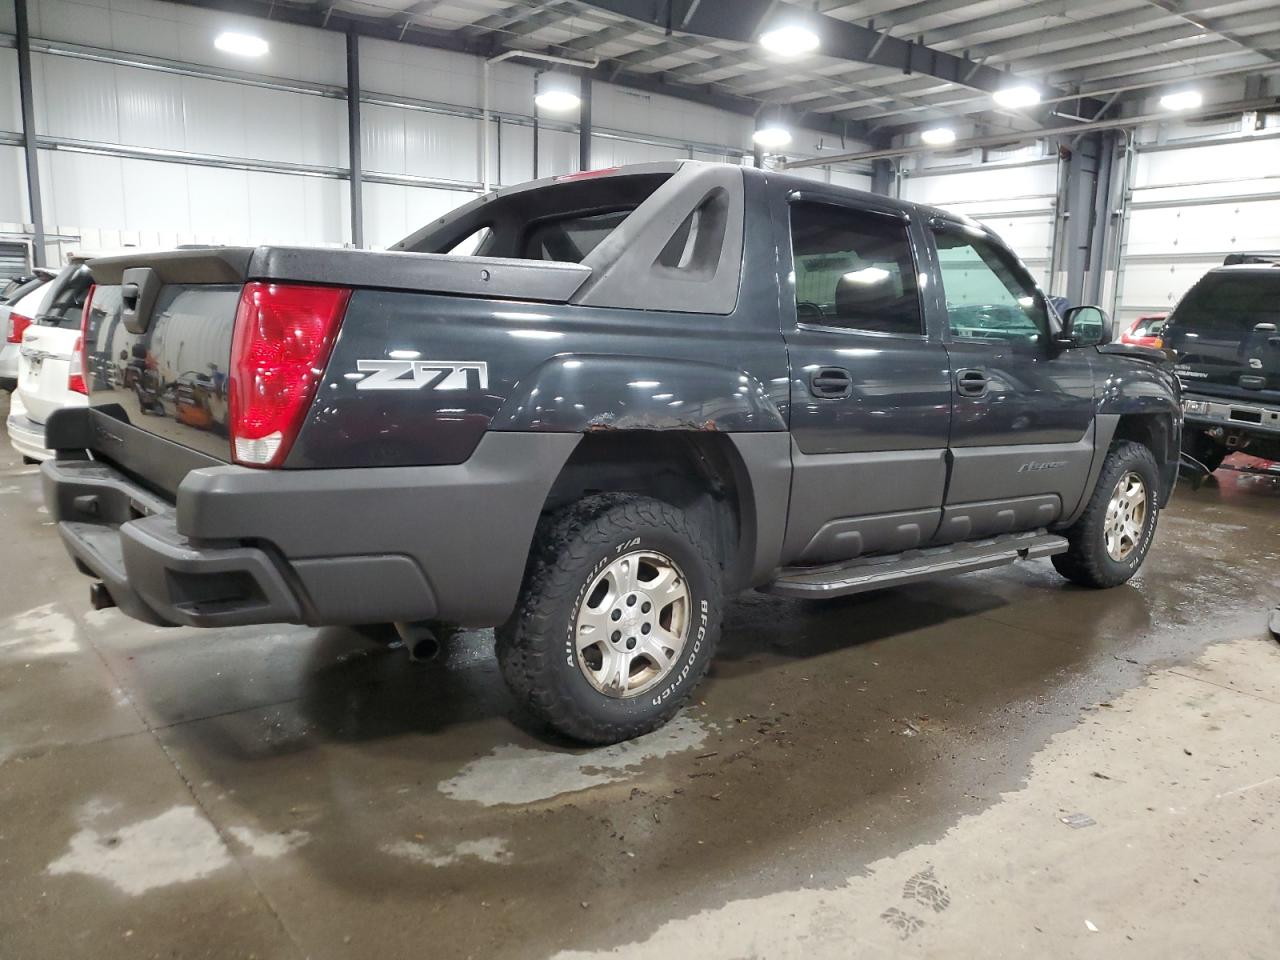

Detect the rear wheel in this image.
[1052,441,1160,588]
[496,494,721,745]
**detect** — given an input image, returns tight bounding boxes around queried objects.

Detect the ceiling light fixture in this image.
[534,72,581,112]
[993,85,1041,109]
[1159,89,1203,111]
[534,89,582,111]
[921,126,957,146]
[214,31,269,57]
[753,126,793,148]
[759,25,820,56]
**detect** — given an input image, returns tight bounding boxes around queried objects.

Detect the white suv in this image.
[8,262,92,463]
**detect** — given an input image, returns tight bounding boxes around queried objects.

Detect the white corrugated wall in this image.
[899,146,1059,289]
[1114,128,1280,325]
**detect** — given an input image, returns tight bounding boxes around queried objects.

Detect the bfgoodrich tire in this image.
[496,494,721,745]
[1052,440,1160,589]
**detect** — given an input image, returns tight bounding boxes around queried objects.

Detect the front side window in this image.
[933,227,1048,343]
[789,202,923,335]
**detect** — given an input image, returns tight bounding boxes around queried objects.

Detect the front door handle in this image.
[955,368,990,397]
[809,366,853,399]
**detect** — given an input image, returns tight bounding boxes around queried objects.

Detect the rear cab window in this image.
[395,171,672,263]
[1171,272,1280,335]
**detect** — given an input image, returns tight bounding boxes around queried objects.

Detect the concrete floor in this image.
[2,392,1279,960]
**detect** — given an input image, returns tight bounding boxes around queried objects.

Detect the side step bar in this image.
[762,530,1069,600]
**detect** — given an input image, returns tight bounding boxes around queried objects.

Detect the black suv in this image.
[1166,254,1280,470]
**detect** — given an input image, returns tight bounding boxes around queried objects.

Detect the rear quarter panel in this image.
[286,291,790,468]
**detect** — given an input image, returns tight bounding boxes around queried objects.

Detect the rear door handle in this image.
[955,368,990,397]
[809,366,853,399]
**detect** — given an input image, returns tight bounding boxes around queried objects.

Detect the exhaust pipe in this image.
[395,621,441,662]
[89,581,116,611]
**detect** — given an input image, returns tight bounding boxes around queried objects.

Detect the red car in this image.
[1120,312,1167,348]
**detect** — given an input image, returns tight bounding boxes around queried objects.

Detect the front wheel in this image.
[1052,440,1160,588]
[496,494,722,745]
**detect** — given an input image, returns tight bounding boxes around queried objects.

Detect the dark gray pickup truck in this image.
[42,161,1181,744]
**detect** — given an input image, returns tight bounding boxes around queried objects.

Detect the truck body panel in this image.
[42,160,1181,635]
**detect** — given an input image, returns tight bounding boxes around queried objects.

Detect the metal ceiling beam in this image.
[569,0,1063,97]
[155,0,871,142]
[782,93,1280,167]
[1142,0,1280,64]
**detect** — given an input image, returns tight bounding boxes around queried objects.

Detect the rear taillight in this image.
[7,312,32,344]
[69,285,95,395]
[228,282,351,467]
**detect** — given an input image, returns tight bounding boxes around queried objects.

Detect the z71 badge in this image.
[354,360,489,391]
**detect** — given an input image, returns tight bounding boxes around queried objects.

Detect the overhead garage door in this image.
[1115,135,1280,326]
[900,157,1059,289]
[0,240,30,281]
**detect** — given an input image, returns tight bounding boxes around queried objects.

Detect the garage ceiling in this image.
[188,0,1280,145]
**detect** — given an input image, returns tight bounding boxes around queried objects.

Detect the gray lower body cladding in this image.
[43,429,580,629]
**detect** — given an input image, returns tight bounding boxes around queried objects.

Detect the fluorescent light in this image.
[921,126,957,146]
[753,126,793,148]
[842,267,890,285]
[993,85,1041,109]
[534,89,581,112]
[214,31,269,57]
[759,25,820,56]
[1160,90,1203,111]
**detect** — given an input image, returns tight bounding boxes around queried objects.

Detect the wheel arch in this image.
[1112,411,1179,506]
[538,430,789,593]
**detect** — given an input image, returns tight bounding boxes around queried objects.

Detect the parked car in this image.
[8,261,93,462]
[1164,255,1280,472]
[1120,313,1168,349]
[0,269,56,391]
[40,162,1181,744]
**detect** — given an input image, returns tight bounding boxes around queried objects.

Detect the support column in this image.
[1055,133,1119,308]
[346,30,364,249]
[871,158,894,197]
[15,0,46,267]
[578,76,592,173]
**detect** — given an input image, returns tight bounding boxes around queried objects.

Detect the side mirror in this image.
[1060,305,1113,348]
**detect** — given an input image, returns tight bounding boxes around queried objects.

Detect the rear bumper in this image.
[7,405,51,461]
[42,427,580,629]
[0,342,17,390]
[1182,394,1280,439]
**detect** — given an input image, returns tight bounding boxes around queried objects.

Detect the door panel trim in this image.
[945,423,1095,505]
[796,508,941,564]
[935,495,1060,544]
[782,443,947,562]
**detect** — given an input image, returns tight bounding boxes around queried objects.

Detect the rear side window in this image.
[789,201,923,335]
[1172,273,1280,333]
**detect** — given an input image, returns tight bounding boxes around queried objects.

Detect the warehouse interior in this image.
[2,1,1280,958]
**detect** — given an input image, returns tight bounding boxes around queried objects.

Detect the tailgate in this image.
[1166,269,1280,404]
[84,277,240,463]
[18,325,83,424]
